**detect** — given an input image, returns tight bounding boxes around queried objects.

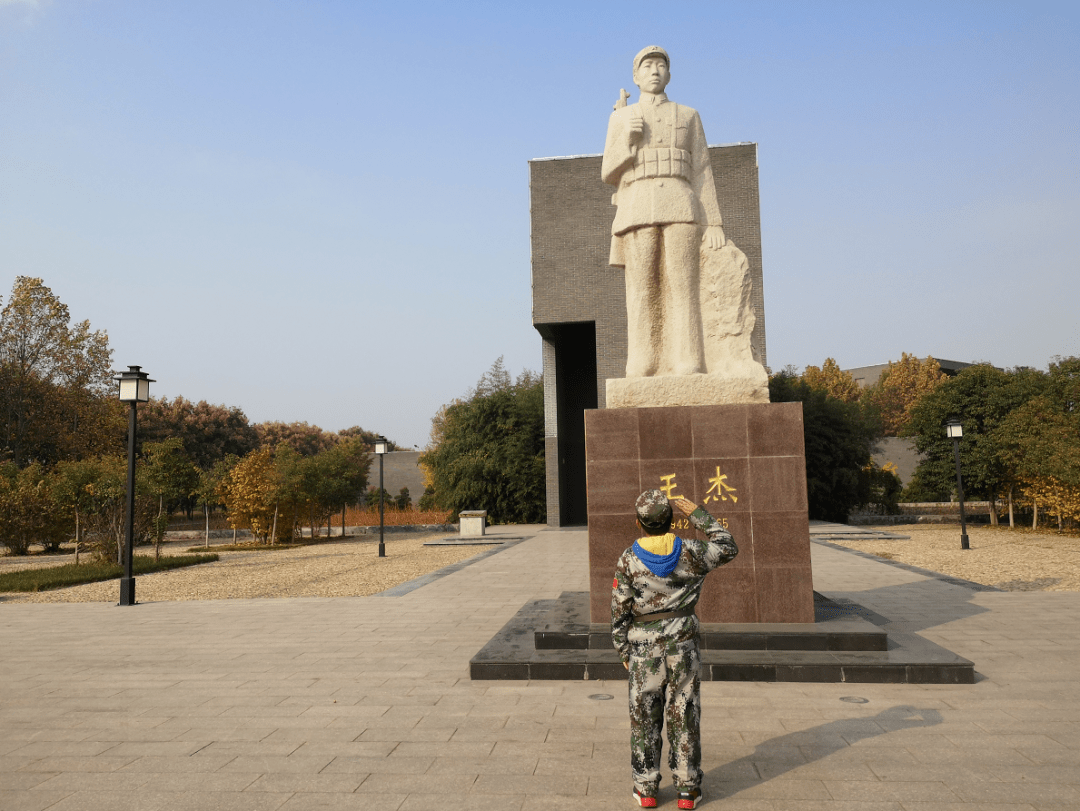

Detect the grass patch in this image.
[0,554,219,593]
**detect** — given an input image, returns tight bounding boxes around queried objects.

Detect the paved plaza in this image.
[2,525,1079,810]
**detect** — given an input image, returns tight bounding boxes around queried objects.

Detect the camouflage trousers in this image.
[627,642,702,794]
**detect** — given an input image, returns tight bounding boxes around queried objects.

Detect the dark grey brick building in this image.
[531,143,767,526]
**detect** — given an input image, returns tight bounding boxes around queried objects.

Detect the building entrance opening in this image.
[553,322,598,526]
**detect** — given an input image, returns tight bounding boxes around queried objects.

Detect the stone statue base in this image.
[606,368,769,408]
[585,402,814,623]
[607,238,770,409]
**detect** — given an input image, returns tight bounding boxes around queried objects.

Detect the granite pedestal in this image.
[585,401,814,624]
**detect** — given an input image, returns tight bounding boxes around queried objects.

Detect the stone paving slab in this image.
[1,526,1079,809]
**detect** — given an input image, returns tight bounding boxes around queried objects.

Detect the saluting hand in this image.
[670,497,698,517]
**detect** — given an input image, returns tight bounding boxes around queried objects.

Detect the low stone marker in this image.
[459,510,487,537]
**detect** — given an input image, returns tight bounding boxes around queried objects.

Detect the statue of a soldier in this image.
[602,46,726,380]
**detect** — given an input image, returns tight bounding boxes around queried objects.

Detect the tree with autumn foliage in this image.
[864,353,948,436]
[0,462,69,555]
[800,358,861,403]
[140,396,259,472]
[219,448,279,543]
[0,277,123,467]
[77,455,156,562]
[253,421,340,457]
[336,426,400,451]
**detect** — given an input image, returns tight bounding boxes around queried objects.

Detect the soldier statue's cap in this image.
[633,45,670,74]
[635,489,673,531]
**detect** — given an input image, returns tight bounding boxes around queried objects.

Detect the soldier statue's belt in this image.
[633,606,696,624]
[628,147,691,184]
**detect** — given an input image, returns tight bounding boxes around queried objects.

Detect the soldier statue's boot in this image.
[632,787,658,808]
[677,787,702,809]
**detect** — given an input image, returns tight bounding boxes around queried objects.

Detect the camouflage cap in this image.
[635,489,673,531]
[633,45,670,74]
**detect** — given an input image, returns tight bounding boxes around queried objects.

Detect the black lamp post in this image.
[114,365,153,605]
[374,437,388,557]
[946,417,970,551]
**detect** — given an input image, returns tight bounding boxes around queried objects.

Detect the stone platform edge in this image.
[470,591,975,684]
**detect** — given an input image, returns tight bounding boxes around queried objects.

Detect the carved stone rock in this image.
[606,237,769,407]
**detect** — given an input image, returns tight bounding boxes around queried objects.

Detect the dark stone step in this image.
[471,592,975,684]
[534,592,887,652]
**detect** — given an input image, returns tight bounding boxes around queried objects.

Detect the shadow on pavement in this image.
[703,704,944,800]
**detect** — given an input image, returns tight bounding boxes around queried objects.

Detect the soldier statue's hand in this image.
[703,225,727,250]
[670,497,698,517]
[627,109,644,147]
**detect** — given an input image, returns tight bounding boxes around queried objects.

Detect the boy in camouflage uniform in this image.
[611,490,738,809]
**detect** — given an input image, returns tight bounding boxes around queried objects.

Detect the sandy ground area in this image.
[828,523,1080,591]
[0,532,488,603]
[8,523,1078,603]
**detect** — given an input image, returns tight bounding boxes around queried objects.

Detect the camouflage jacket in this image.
[611,507,738,661]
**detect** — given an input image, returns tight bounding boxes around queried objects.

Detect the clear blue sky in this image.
[2,1,1077,448]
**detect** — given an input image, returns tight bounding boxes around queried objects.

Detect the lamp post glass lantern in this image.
[114,366,153,605]
[375,437,388,557]
[945,418,970,551]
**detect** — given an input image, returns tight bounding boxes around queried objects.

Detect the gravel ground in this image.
[0,532,488,603]
[827,523,1080,591]
[9,523,1078,603]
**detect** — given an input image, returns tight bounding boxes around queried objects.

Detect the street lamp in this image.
[114,365,153,605]
[374,437,388,557]
[946,417,970,551]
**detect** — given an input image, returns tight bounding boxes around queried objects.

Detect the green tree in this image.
[395,487,412,510]
[992,357,1080,528]
[143,438,200,558]
[77,456,156,562]
[268,444,306,543]
[194,455,238,547]
[0,277,121,466]
[365,486,394,510]
[52,458,106,562]
[314,436,370,532]
[270,437,370,539]
[769,372,878,522]
[420,359,545,523]
[904,364,1048,520]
